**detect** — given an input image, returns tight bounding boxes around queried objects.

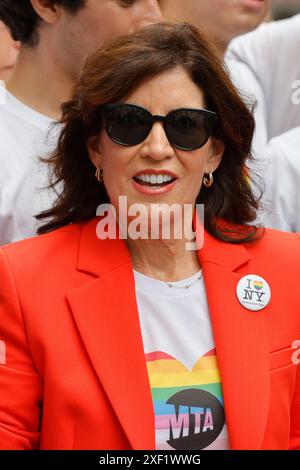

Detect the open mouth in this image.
[133,173,177,189]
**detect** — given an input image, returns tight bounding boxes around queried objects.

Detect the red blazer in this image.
[0,218,299,450]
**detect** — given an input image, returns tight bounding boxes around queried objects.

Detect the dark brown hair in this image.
[37,22,263,243]
[0,0,85,46]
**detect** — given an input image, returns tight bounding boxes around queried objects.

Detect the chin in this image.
[234,17,265,36]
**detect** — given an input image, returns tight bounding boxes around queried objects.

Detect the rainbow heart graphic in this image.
[253,280,264,290]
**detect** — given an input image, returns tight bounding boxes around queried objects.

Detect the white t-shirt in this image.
[261,127,300,232]
[0,91,57,244]
[226,15,300,232]
[133,269,230,450]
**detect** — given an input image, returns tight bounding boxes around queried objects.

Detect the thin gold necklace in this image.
[166,270,203,289]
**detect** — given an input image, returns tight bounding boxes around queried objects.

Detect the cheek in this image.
[100,144,133,195]
[180,151,208,193]
[61,15,106,61]
[0,47,5,64]
[106,19,133,38]
[89,8,132,42]
[188,169,205,194]
[6,43,18,63]
[0,35,12,62]
[181,150,206,176]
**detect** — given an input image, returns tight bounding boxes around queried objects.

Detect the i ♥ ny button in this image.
[236,274,271,311]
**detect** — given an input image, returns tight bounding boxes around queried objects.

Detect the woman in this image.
[0,23,299,451]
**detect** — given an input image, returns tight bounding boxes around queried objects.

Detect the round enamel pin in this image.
[236,274,271,311]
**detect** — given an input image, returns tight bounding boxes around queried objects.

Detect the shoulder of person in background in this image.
[226,13,300,77]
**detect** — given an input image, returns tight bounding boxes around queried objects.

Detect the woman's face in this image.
[0,22,19,82]
[89,67,224,216]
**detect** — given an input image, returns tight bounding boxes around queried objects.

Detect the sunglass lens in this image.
[165,109,214,150]
[104,105,151,146]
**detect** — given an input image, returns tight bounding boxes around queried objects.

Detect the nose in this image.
[139,121,175,161]
[137,0,163,29]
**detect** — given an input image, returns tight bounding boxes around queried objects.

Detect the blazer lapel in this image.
[198,229,270,449]
[66,219,155,450]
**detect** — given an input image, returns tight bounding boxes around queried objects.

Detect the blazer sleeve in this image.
[0,248,43,449]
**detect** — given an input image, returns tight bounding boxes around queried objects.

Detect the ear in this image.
[205,137,225,174]
[30,0,61,24]
[87,136,103,170]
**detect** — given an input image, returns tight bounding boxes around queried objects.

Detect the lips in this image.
[240,0,265,11]
[132,169,178,195]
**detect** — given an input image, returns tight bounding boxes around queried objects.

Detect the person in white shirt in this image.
[160,0,271,58]
[161,1,300,232]
[227,15,300,231]
[0,0,162,244]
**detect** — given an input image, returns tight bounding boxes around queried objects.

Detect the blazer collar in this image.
[76,216,252,274]
[68,218,269,450]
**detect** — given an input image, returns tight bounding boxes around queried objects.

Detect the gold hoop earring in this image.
[203,173,214,188]
[95,167,104,183]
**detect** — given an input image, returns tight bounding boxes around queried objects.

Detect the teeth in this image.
[163,175,173,182]
[136,174,174,184]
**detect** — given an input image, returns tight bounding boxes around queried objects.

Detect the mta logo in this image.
[166,389,225,450]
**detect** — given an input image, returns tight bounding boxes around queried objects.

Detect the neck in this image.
[7,41,74,120]
[213,40,227,59]
[206,32,228,59]
[126,236,201,282]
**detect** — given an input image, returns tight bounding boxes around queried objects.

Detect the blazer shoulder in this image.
[0,223,83,275]
[262,227,300,248]
[247,227,300,263]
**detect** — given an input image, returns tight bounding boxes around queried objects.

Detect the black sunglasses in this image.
[101,103,218,151]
